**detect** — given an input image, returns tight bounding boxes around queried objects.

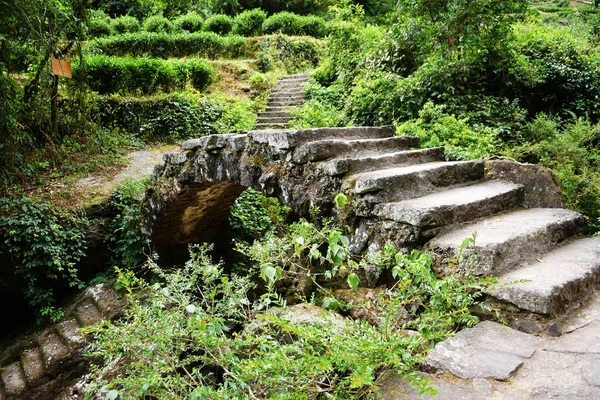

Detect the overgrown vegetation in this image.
[84,211,492,399]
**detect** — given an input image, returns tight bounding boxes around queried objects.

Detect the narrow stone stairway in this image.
[0,284,126,399]
[254,74,309,129]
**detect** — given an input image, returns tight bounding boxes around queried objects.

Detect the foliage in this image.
[106,180,149,268]
[0,197,87,322]
[229,188,289,241]
[77,55,213,95]
[85,220,492,399]
[504,115,600,231]
[263,12,329,38]
[397,102,500,160]
[289,99,349,129]
[173,11,204,32]
[232,8,266,36]
[92,31,249,59]
[203,14,234,35]
[142,15,174,33]
[88,17,113,37]
[95,93,255,141]
[258,35,323,74]
[111,15,141,33]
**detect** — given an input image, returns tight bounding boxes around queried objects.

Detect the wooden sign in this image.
[51,58,72,78]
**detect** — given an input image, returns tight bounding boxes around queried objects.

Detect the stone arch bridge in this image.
[144,125,600,333]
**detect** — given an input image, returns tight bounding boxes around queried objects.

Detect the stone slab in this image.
[21,347,45,384]
[430,208,582,275]
[1,361,26,395]
[424,321,541,380]
[374,180,523,227]
[490,237,600,315]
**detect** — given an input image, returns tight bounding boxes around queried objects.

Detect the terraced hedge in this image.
[76,56,213,94]
[89,32,249,59]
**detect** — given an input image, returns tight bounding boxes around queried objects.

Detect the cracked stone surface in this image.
[380,292,600,399]
[423,321,542,380]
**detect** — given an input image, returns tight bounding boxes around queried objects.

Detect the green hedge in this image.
[204,14,233,35]
[263,12,329,38]
[111,15,140,34]
[233,9,267,36]
[92,32,249,59]
[93,94,256,140]
[142,15,174,33]
[174,11,204,32]
[77,56,213,95]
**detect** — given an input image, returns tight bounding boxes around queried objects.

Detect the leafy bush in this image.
[233,8,266,36]
[111,15,140,34]
[258,35,323,74]
[88,17,113,37]
[263,12,328,38]
[396,102,500,160]
[173,11,204,32]
[0,197,87,322]
[229,188,289,241]
[203,14,233,35]
[84,221,491,398]
[95,93,255,141]
[106,180,149,268]
[289,99,350,129]
[142,15,173,33]
[93,32,249,59]
[77,55,213,94]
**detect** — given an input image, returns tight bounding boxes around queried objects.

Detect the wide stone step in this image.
[265,106,295,112]
[374,180,524,231]
[488,236,600,317]
[269,94,306,101]
[267,99,305,106]
[256,116,293,124]
[348,160,485,203]
[249,126,398,153]
[255,122,289,129]
[292,136,419,164]
[315,147,444,176]
[270,88,305,95]
[258,111,292,119]
[429,208,583,276]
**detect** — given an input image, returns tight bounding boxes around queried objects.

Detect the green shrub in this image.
[263,12,328,37]
[88,17,113,37]
[173,11,204,32]
[258,35,323,74]
[203,14,233,35]
[229,188,289,241]
[94,93,254,141]
[92,32,249,59]
[111,15,140,34]
[142,15,173,33]
[106,180,149,268]
[396,102,500,160]
[0,197,87,322]
[233,8,266,36]
[289,99,350,129]
[77,55,213,95]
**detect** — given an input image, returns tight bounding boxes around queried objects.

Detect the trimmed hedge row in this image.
[88,10,330,39]
[76,56,213,94]
[90,32,248,59]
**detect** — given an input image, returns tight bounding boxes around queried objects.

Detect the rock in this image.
[333,288,387,325]
[485,160,564,208]
[424,321,541,380]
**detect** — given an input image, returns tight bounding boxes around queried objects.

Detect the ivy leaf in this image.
[347,273,359,290]
[264,266,277,281]
[106,390,120,400]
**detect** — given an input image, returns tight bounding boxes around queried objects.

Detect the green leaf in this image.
[106,390,119,400]
[264,266,277,281]
[347,273,359,290]
[334,193,348,209]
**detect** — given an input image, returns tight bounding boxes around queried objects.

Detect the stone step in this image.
[265,106,295,112]
[270,88,305,94]
[255,122,289,129]
[292,136,420,164]
[488,236,600,317]
[269,93,306,100]
[267,99,305,106]
[1,361,26,395]
[249,126,398,153]
[348,160,485,204]
[429,208,583,276]
[258,111,292,119]
[315,147,444,176]
[374,180,524,232]
[256,116,293,124]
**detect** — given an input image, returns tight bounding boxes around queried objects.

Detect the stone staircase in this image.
[254,74,309,130]
[0,284,126,399]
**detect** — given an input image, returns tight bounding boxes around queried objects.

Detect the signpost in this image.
[51,58,72,78]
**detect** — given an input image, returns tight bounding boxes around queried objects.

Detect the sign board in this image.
[51,58,72,78]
